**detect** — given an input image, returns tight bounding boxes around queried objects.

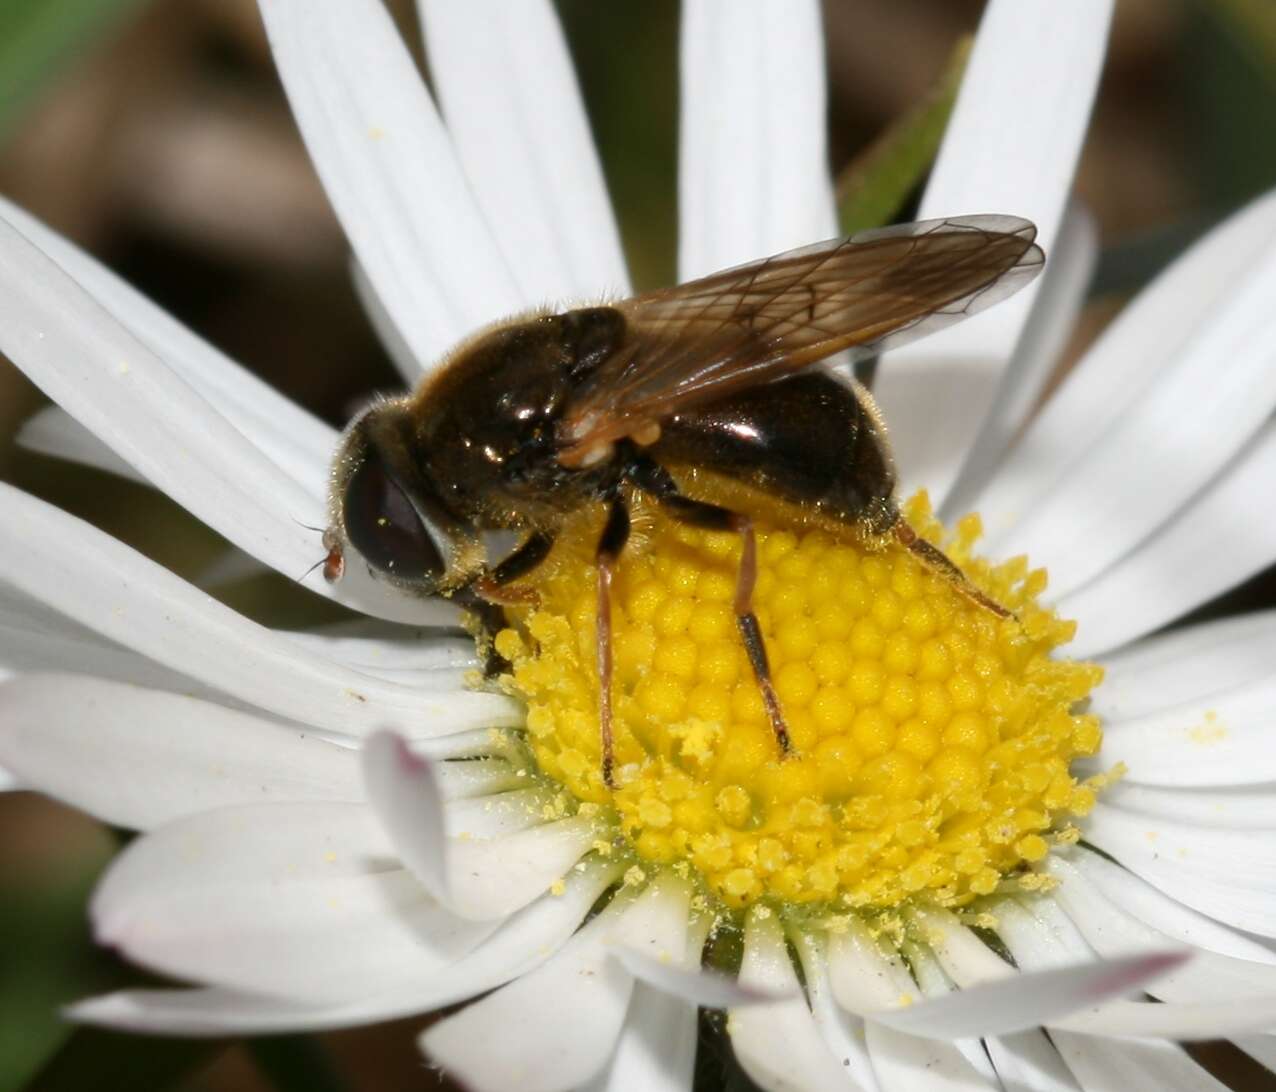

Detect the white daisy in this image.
[3,2,1276,1091]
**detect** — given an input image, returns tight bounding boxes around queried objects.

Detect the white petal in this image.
[0,219,308,548]
[944,202,1098,517]
[365,738,549,866]
[421,890,646,1092]
[605,875,696,963]
[95,801,391,906]
[18,407,146,484]
[362,731,450,903]
[582,983,697,1092]
[68,987,372,1037]
[1051,1034,1230,1092]
[406,728,523,762]
[995,894,1276,1039]
[877,0,1112,501]
[980,186,1276,542]
[602,873,692,953]
[614,947,786,1009]
[585,893,709,1092]
[0,196,335,490]
[419,0,628,302]
[93,801,500,1003]
[1236,1036,1276,1074]
[933,897,1260,1078]
[281,625,476,675]
[789,929,880,1092]
[1057,988,1276,1041]
[1046,855,1276,1002]
[903,943,1000,1083]
[73,855,624,1035]
[445,788,554,839]
[1084,802,1276,936]
[311,725,515,760]
[363,730,601,920]
[194,547,269,591]
[445,817,604,921]
[728,910,858,1092]
[374,853,619,1012]
[0,589,194,693]
[1059,418,1276,657]
[1005,898,1276,1040]
[1065,848,1276,964]
[1093,609,1276,722]
[984,226,1276,601]
[0,484,520,738]
[898,951,1184,1037]
[0,216,438,624]
[1090,673,1276,787]
[431,758,525,802]
[107,868,496,1005]
[259,0,523,373]
[985,1032,1082,1092]
[311,661,472,692]
[678,0,834,281]
[909,906,1014,982]
[1100,782,1276,828]
[350,258,422,383]
[836,909,1183,1041]
[827,919,920,1011]
[999,900,1271,1069]
[0,674,359,829]
[866,1024,998,1092]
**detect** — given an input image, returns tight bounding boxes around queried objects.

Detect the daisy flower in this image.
[3,2,1276,1091]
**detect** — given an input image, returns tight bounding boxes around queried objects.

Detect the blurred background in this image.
[1,1,1275,1089]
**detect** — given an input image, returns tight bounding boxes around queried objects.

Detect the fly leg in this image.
[892,519,1014,620]
[473,530,555,606]
[628,459,792,758]
[596,497,631,788]
[466,530,556,676]
[450,588,513,678]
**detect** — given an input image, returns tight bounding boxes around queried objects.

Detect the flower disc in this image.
[497,492,1106,911]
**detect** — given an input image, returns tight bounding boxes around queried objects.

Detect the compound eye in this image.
[342,452,445,583]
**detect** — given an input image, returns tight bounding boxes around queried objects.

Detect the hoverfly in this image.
[325,215,1044,786]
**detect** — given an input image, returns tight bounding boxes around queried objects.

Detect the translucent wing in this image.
[558,215,1043,460]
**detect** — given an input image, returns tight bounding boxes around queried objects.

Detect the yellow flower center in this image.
[494,491,1105,911]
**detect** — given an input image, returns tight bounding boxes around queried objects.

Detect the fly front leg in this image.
[627,458,792,758]
[450,587,515,679]
[465,530,555,677]
[473,529,555,606]
[596,497,631,788]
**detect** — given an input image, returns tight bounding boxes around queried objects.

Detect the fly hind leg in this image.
[892,519,1014,620]
[596,497,631,788]
[628,458,792,758]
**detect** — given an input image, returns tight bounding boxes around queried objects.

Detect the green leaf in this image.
[836,35,972,234]
[0,0,149,140]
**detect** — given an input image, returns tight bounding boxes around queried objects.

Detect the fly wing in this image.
[558,215,1043,459]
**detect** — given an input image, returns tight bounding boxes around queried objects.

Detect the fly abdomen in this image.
[652,370,896,529]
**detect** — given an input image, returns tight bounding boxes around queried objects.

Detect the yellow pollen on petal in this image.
[498,491,1105,912]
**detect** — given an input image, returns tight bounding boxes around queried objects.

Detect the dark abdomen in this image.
[652,371,897,532]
